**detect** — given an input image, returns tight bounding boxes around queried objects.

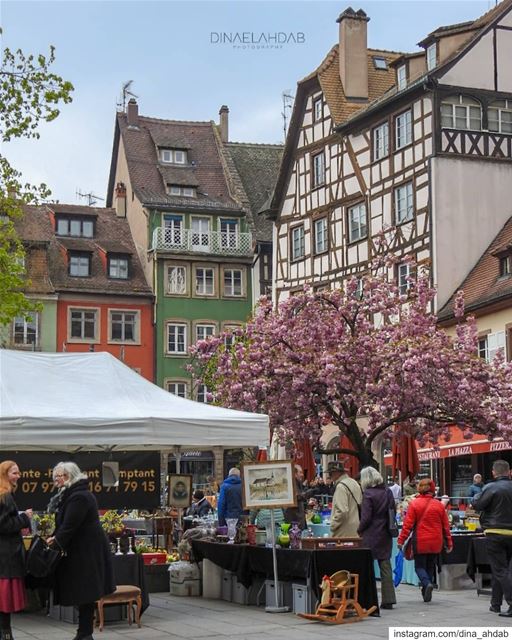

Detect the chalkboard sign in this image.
[2,451,160,511]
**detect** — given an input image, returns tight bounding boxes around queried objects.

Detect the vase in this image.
[289,522,302,550]
[278,523,291,548]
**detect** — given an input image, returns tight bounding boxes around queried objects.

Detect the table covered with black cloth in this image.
[112,553,150,613]
[466,536,489,581]
[441,534,479,565]
[191,540,378,614]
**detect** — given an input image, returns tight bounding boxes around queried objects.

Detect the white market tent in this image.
[0,350,269,451]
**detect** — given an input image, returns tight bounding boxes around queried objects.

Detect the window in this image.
[397,65,407,90]
[109,310,138,342]
[167,265,187,295]
[478,331,505,363]
[70,309,97,340]
[56,217,94,238]
[395,110,412,149]
[196,383,211,403]
[195,267,214,295]
[160,148,187,164]
[394,182,414,224]
[373,57,387,70]
[488,100,512,134]
[291,226,305,261]
[167,184,196,197]
[314,218,328,254]
[69,253,90,277]
[191,217,210,251]
[108,256,129,279]
[223,268,243,296]
[426,43,437,71]
[166,381,188,398]
[440,96,481,131]
[397,262,411,295]
[500,255,512,277]
[312,152,325,187]
[13,313,38,346]
[196,323,215,343]
[167,323,187,354]
[373,122,389,160]
[163,214,184,246]
[313,98,323,121]
[348,203,367,243]
[223,324,241,348]
[355,278,364,300]
[220,219,239,249]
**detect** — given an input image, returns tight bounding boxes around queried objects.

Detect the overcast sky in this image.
[3,0,491,205]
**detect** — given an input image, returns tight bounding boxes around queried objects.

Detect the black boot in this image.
[1,631,14,640]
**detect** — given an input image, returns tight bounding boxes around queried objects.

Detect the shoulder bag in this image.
[26,534,64,578]
[341,481,362,518]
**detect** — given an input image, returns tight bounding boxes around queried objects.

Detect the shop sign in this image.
[490,441,512,452]
[417,450,441,461]
[6,451,160,510]
[447,445,473,457]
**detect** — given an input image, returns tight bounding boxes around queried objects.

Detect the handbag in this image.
[26,535,64,578]
[393,549,404,586]
[388,507,399,538]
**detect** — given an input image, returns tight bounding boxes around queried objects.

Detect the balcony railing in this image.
[152,227,253,256]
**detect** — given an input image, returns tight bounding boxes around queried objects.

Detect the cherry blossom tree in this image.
[190,253,512,469]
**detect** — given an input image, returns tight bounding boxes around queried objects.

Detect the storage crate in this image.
[264,580,293,608]
[60,605,78,624]
[232,580,249,605]
[222,570,234,601]
[292,583,317,615]
[169,561,201,597]
[248,577,265,606]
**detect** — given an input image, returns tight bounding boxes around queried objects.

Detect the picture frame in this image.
[168,473,192,508]
[241,460,296,510]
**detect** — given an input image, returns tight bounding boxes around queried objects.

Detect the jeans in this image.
[486,534,512,607]
[414,553,436,588]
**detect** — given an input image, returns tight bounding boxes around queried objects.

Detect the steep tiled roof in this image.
[225,142,284,242]
[438,216,512,322]
[18,205,152,298]
[117,113,244,213]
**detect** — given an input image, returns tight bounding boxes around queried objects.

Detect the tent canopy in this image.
[0,350,269,451]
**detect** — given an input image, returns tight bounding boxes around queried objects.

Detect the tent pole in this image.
[160,450,170,508]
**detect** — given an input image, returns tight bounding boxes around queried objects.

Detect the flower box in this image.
[142,552,167,565]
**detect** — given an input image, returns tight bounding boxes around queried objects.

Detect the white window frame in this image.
[426,43,437,71]
[348,203,367,243]
[108,309,140,344]
[167,264,188,295]
[167,184,196,197]
[397,263,412,296]
[220,219,239,250]
[223,268,243,297]
[68,307,99,343]
[69,253,90,277]
[373,122,389,160]
[313,98,323,122]
[160,148,187,164]
[166,322,188,355]
[373,57,387,70]
[479,331,506,363]
[314,217,328,254]
[488,100,512,134]
[165,380,189,398]
[195,266,215,296]
[13,313,39,347]
[108,256,129,279]
[191,216,211,252]
[195,323,216,343]
[57,217,93,238]
[395,110,412,149]
[394,182,414,224]
[440,95,482,131]
[499,255,512,277]
[163,214,184,246]
[312,151,325,187]
[397,65,407,90]
[223,323,242,348]
[291,225,305,261]
[196,383,211,403]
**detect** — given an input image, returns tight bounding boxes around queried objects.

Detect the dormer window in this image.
[397,65,407,90]
[313,98,323,122]
[160,148,187,164]
[373,57,387,70]
[108,255,129,279]
[167,184,196,197]
[499,255,512,277]
[56,217,94,238]
[69,252,91,277]
[426,43,437,71]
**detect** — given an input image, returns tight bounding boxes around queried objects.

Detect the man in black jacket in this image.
[473,459,512,617]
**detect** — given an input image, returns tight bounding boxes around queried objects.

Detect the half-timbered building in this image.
[269,1,512,311]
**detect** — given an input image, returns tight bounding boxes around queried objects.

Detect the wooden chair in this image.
[298,571,377,624]
[96,585,142,631]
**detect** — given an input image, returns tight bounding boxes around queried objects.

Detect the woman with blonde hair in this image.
[48,462,114,640]
[357,466,397,610]
[397,478,452,602]
[0,460,33,640]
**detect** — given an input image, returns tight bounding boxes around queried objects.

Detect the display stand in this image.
[265,509,290,613]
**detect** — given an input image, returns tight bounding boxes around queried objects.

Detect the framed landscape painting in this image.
[241,460,296,510]
[168,473,192,508]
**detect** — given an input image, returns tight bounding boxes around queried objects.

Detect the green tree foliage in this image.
[0,32,73,324]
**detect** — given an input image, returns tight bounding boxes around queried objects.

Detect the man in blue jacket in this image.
[217,468,243,526]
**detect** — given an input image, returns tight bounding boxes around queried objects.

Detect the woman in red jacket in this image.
[397,478,452,602]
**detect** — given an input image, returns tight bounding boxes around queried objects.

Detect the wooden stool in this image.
[96,584,142,631]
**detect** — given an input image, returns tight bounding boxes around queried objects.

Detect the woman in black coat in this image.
[357,466,397,610]
[0,460,33,640]
[48,462,115,640]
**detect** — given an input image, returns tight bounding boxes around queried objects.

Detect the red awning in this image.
[384,435,512,464]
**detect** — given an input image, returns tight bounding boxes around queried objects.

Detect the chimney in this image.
[219,105,229,143]
[127,98,139,127]
[337,7,370,101]
[115,182,127,218]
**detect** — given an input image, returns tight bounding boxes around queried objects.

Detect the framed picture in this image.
[241,460,296,510]
[168,474,192,508]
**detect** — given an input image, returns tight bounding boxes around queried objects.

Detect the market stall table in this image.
[466,535,490,595]
[191,540,378,614]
